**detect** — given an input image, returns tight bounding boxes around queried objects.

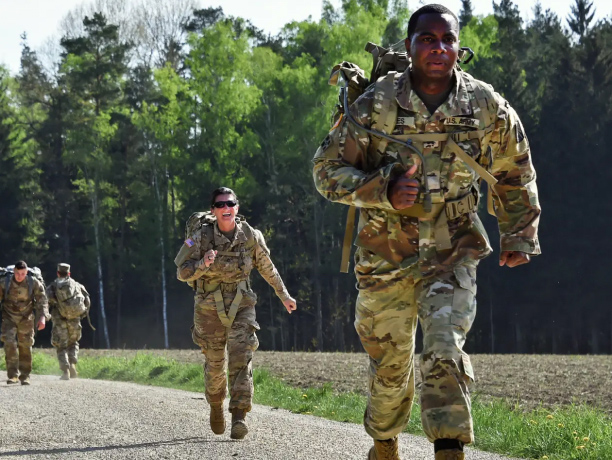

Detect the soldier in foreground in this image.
[313,5,541,460]
[175,187,297,439]
[0,261,49,385]
[46,263,91,380]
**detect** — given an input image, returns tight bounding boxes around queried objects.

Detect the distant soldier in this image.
[46,263,91,380]
[0,260,49,385]
[175,187,297,439]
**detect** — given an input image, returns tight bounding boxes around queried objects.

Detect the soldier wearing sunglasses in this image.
[176,187,297,440]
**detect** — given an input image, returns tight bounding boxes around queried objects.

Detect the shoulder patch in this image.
[185,238,195,248]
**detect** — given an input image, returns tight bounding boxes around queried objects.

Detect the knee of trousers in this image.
[420,342,474,385]
[18,336,35,348]
[202,344,227,374]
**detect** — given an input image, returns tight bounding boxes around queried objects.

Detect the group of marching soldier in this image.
[0,261,90,385]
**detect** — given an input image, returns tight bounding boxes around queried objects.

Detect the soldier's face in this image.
[14,268,27,283]
[212,193,239,227]
[406,13,459,80]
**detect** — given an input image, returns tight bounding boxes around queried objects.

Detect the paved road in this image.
[0,375,522,459]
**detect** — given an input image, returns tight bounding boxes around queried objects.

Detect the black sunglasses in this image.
[213,200,237,208]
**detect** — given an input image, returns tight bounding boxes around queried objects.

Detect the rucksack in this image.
[1,265,46,300]
[184,211,217,241]
[328,42,497,272]
[55,277,87,320]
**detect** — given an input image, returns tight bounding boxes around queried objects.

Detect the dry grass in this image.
[34,349,612,413]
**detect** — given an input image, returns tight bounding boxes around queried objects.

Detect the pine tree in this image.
[567,0,595,39]
[460,0,474,28]
[59,12,132,348]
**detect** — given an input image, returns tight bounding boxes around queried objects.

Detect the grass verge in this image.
[2,351,610,460]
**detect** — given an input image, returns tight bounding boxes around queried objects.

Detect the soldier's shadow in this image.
[0,437,234,457]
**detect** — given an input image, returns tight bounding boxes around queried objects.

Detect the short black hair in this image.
[407,4,460,40]
[210,187,238,207]
[14,260,28,270]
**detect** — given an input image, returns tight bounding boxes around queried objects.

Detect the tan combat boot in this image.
[230,409,248,440]
[368,437,400,460]
[60,369,70,380]
[435,449,465,460]
[209,403,225,435]
[6,377,19,385]
[69,363,78,379]
[20,376,31,385]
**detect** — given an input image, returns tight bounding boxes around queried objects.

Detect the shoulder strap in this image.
[340,205,358,273]
[201,224,215,252]
[4,275,10,298]
[370,72,400,157]
[462,72,494,127]
[27,275,34,299]
[340,72,399,273]
[462,72,499,216]
[239,220,254,242]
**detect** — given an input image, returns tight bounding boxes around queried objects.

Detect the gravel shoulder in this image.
[0,375,522,460]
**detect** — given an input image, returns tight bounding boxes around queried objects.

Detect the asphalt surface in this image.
[0,375,523,460]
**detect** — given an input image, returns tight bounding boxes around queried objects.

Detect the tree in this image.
[460,0,474,28]
[567,0,596,40]
[132,64,191,348]
[60,13,132,348]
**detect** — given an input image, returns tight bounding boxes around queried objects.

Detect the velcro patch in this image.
[396,116,414,126]
[185,238,194,248]
[444,117,480,128]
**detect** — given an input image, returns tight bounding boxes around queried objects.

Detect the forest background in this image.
[0,0,609,354]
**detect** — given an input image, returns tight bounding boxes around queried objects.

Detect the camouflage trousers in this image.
[51,313,82,370]
[191,288,260,412]
[0,312,36,381]
[354,262,477,444]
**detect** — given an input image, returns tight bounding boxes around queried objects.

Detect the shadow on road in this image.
[0,437,233,456]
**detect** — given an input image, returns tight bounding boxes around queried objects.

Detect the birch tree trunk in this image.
[153,169,169,349]
[312,197,323,351]
[91,176,110,348]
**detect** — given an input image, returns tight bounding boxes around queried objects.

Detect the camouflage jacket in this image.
[313,68,541,280]
[46,277,91,320]
[0,275,50,322]
[176,220,290,301]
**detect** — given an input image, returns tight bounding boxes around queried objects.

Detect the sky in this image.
[1,0,610,75]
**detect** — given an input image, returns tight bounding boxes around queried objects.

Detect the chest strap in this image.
[395,190,478,251]
[216,250,242,257]
[201,280,248,328]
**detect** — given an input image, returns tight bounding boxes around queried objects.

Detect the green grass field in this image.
[3,352,610,460]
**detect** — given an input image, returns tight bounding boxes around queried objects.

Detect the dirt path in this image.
[0,375,522,460]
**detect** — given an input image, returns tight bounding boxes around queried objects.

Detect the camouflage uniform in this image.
[177,219,290,412]
[313,69,541,444]
[0,275,49,382]
[46,276,90,372]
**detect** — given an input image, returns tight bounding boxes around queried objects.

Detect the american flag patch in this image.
[185,238,194,248]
